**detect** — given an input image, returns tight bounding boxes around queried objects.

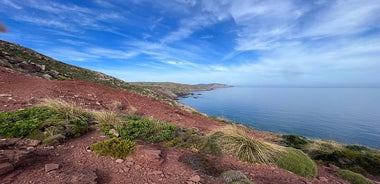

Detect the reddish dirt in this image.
[0,66,359,183]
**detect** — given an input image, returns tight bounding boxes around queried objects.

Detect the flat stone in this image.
[152,171,163,175]
[45,163,59,172]
[126,161,134,166]
[109,129,120,137]
[116,159,124,163]
[26,140,41,147]
[122,167,130,172]
[0,94,12,97]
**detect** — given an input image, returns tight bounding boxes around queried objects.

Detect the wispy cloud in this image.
[1,0,22,9]
[302,0,380,37]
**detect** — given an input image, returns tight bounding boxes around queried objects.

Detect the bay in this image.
[179,87,380,149]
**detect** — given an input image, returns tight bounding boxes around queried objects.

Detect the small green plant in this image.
[274,147,318,178]
[91,138,136,159]
[0,102,91,145]
[334,170,373,184]
[115,116,177,143]
[0,106,58,137]
[164,128,201,148]
[282,134,311,149]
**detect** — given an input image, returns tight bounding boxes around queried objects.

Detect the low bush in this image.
[314,148,380,176]
[0,102,91,145]
[334,169,373,184]
[164,128,201,148]
[282,134,311,149]
[102,115,178,143]
[0,106,58,137]
[91,138,136,159]
[274,147,318,178]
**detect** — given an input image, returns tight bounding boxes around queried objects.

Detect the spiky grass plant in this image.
[40,98,84,120]
[209,125,284,163]
[92,110,121,128]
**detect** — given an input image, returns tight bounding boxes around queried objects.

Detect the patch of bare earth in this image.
[0,66,354,183]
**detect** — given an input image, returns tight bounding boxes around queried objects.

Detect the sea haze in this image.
[179,87,380,149]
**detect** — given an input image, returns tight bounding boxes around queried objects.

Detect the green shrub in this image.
[198,135,222,156]
[164,128,201,148]
[282,134,311,149]
[0,107,60,137]
[0,104,91,144]
[274,147,318,178]
[91,138,136,159]
[314,148,380,176]
[334,170,373,184]
[113,116,177,143]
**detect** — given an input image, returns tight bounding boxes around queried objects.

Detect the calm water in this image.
[179,87,380,149]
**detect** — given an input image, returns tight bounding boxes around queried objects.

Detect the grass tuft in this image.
[91,138,136,159]
[92,110,121,128]
[334,169,373,184]
[206,125,283,163]
[40,98,84,118]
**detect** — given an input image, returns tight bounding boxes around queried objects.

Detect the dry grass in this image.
[92,110,121,128]
[111,101,124,111]
[209,125,284,163]
[303,139,345,155]
[40,98,84,118]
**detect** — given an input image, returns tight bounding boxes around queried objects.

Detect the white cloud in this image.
[302,0,380,37]
[161,15,221,43]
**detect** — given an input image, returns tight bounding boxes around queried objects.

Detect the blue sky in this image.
[0,0,380,86]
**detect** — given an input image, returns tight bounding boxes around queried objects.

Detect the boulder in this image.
[188,175,201,183]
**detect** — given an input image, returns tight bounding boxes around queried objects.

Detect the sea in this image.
[179,87,380,149]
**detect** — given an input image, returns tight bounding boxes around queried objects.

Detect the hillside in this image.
[0,40,230,101]
[0,40,163,100]
[1,41,379,184]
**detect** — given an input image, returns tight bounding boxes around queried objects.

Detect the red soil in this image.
[0,66,353,183]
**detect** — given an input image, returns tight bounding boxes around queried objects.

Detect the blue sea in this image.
[179,87,380,149]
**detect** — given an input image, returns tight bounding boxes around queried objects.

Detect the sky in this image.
[0,0,380,86]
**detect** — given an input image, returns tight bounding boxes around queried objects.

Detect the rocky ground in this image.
[0,66,364,183]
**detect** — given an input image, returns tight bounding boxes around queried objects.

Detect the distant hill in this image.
[132,82,232,99]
